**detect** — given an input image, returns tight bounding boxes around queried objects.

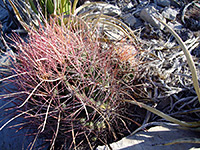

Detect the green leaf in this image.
[46,0,54,14]
[72,0,78,14]
[38,0,54,15]
[60,0,71,15]
[28,0,38,14]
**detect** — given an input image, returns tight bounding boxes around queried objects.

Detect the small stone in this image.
[103,4,121,16]
[77,3,121,16]
[0,49,16,73]
[167,21,183,31]
[140,5,166,30]
[122,13,137,27]
[116,0,132,10]
[162,7,178,21]
[123,2,134,12]
[133,18,144,28]
[185,18,200,31]
[176,28,194,42]
[191,45,200,57]
[155,0,170,7]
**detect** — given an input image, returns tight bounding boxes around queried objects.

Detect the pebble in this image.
[140,5,166,30]
[191,45,200,57]
[77,2,121,16]
[122,2,134,12]
[176,28,194,41]
[122,13,137,27]
[166,21,183,31]
[155,0,170,7]
[162,7,178,21]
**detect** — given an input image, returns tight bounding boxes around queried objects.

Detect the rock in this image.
[163,21,183,38]
[122,2,134,12]
[162,7,178,21]
[191,45,200,57]
[101,3,121,16]
[176,28,194,42]
[0,49,15,73]
[141,24,164,40]
[140,5,166,30]
[155,0,170,7]
[122,13,137,27]
[133,18,144,28]
[116,0,132,10]
[185,18,200,31]
[77,2,121,16]
[97,125,200,150]
[166,21,183,32]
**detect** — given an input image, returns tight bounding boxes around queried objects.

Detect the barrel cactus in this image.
[2,17,141,149]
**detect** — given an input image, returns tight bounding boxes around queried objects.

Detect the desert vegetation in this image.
[0,0,200,149]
